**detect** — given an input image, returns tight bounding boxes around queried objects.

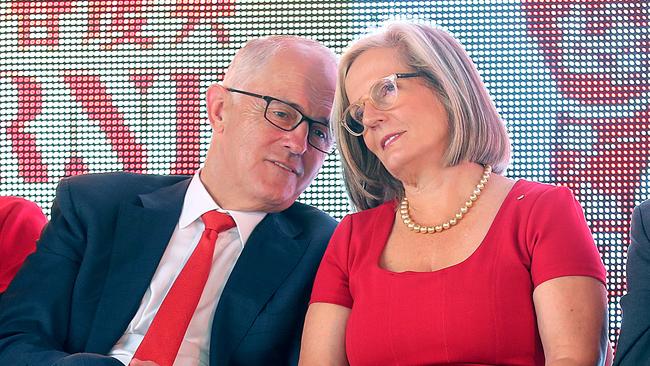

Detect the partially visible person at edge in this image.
[0,196,47,298]
[0,35,338,366]
[299,21,609,366]
[614,199,650,365]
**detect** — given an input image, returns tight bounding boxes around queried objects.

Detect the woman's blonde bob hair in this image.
[333,21,511,211]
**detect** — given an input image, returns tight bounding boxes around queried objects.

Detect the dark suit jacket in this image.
[614,200,650,366]
[0,172,337,366]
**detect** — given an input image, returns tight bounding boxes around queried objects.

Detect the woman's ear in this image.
[206,83,228,133]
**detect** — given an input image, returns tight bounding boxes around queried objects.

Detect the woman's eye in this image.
[353,107,364,122]
[378,82,395,97]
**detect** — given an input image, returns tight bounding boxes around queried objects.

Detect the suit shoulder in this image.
[59,172,189,195]
[54,172,190,213]
[631,200,650,241]
[287,202,337,228]
[283,203,338,256]
[60,171,189,186]
[635,199,650,215]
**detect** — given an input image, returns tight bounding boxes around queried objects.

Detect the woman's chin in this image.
[382,161,406,182]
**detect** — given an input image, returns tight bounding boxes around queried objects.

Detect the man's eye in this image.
[268,103,299,123]
[272,110,290,119]
[311,129,327,140]
[310,125,329,141]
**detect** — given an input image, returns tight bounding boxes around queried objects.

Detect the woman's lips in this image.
[381,131,405,149]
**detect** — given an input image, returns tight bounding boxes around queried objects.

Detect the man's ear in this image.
[206,83,228,133]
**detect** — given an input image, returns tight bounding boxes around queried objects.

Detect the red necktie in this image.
[133,210,236,366]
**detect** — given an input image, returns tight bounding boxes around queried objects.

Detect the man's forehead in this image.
[231,41,335,88]
[251,62,334,107]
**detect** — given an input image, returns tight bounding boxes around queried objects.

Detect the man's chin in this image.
[262,198,297,213]
[255,189,301,212]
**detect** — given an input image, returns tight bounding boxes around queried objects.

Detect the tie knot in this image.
[201,210,236,233]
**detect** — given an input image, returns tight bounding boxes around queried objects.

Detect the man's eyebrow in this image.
[270,94,301,110]
[277,97,329,125]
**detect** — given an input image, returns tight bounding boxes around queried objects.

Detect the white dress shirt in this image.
[109,171,267,366]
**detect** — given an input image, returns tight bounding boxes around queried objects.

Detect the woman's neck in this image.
[400,161,488,225]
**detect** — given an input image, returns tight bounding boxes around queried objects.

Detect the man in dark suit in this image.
[0,35,338,366]
[614,199,650,365]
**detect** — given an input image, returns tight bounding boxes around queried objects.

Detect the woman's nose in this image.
[361,102,386,129]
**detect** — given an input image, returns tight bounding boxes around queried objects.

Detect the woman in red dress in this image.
[300,22,608,366]
[0,196,47,295]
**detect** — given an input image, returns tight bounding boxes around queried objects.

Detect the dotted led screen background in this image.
[1,0,648,345]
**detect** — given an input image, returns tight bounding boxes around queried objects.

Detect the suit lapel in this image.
[86,177,191,353]
[210,209,307,365]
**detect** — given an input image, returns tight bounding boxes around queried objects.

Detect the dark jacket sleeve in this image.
[0,179,122,366]
[614,201,650,365]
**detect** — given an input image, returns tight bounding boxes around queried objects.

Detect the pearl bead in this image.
[400,165,492,234]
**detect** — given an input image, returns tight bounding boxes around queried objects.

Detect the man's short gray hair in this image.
[224,35,337,90]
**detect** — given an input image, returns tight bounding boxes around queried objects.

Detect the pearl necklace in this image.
[400,165,492,234]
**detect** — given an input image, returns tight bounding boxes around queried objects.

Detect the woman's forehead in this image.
[345,48,406,99]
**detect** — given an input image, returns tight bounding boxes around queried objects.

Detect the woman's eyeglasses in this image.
[341,72,423,136]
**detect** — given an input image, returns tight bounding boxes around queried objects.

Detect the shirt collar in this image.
[179,171,267,245]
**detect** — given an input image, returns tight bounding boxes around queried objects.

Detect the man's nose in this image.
[283,121,309,155]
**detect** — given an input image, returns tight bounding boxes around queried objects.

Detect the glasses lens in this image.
[308,123,333,153]
[370,78,398,109]
[266,100,301,129]
[344,104,365,135]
